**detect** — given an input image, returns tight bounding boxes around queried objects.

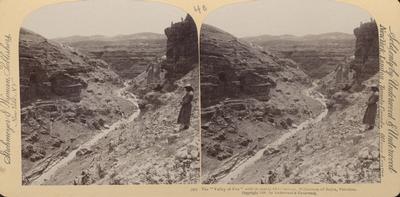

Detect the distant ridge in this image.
[243,32,354,43]
[53,32,166,43]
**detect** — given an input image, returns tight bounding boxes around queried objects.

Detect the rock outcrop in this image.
[350,20,379,83]
[19,29,91,104]
[163,14,198,86]
[200,25,283,107]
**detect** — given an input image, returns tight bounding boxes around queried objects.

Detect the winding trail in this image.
[217,81,328,184]
[30,81,140,185]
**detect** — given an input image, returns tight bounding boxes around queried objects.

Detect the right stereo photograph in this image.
[200,0,380,184]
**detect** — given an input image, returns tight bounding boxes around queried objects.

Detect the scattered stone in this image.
[52,140,64,148]
[30,153,45,162]
[201,122,210,130]
[22,145,35,158]
[76,148,93,157]
[217,151,232,160]
[206,144,223,157]
[175,147,189,160]
[167,134,179,144]
[280,120,288,129]
[263,147,279,156]
[286,118,293,127]
[239,138,252,147]
[226,126,236,133]
[212,132,226,141]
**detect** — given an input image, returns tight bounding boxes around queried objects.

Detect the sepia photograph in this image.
[200,0,380,184]
[20,0,200,185]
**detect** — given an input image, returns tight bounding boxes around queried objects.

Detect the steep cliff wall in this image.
[200,25,284,107]
[19,29,121,105]
[350,21,379,83]
[128,14,198,100]
[163,14,198,83]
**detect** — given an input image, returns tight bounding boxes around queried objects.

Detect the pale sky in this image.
[22,0,186,39]
[204,0,373,37]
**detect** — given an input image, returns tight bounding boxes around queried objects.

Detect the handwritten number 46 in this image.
[194,5,207,14]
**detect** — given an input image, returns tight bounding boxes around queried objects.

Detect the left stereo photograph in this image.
[20,0,200,185]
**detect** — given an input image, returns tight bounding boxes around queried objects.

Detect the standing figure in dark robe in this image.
[363,84,379,130]
[177,84,194,130]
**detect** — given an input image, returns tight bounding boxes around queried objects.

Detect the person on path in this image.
[363,84,379,130]
[177,84,194,130]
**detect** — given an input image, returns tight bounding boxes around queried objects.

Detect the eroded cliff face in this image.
[350,21,379,83]
[21,29,90,105]
[128,14,199,109]
[20,29,137,183]
[200,25,283,107]
[55,33,166,79]
[163,14,198,84]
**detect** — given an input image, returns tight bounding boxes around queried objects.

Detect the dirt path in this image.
[217,81,328,183]
[30,81,140,185]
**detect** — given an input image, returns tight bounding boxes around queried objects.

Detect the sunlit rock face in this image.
[19,29,96,104]
[200,24,284,107]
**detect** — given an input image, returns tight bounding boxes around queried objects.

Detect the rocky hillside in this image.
[32,14,200,185]
[20,28,137,184]
[55,33,166,79]
[231,76,380,184]
[200,25,325,183]
[207,21,380,184]
[243,32,355,79]
[43,68,200,185]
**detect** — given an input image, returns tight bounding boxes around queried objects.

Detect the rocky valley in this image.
[20,28,136,184]
[200,25,324,183]
[20,14,200,185]
[201,21,380,184]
